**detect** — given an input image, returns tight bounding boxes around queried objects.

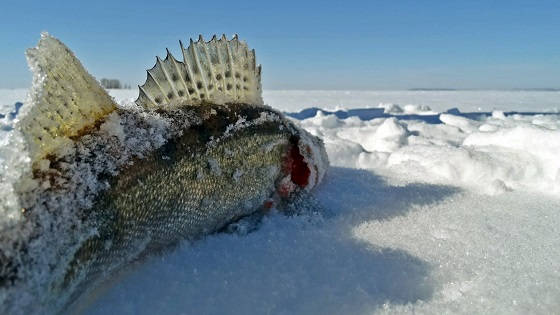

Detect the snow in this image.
[263,90,560,113]
[1,89,560,314]
[3,88,560,115]
[295,105,559,195]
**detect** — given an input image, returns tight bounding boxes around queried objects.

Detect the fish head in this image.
[276,127,328,200]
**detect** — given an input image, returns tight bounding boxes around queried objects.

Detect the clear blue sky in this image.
[2,0,559,90]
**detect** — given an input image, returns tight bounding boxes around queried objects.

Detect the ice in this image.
[1,89,560,314]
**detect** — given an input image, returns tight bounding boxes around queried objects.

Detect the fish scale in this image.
[58,107,292,307]
[0,33,328,314]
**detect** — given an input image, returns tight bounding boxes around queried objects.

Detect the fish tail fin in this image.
[136,34,263,110]
[19,32,117,164]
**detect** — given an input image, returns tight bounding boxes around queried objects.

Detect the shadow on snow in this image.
[2,100,465,313]
[87,167,459,315]
[285,106,560,124]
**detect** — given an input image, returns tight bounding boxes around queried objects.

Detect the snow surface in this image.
[3,88,560,114]
[1,90,560,314]
[264,90,560,113]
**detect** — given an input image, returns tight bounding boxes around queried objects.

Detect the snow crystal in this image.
[99,112,126,142]
[207,158,222,176]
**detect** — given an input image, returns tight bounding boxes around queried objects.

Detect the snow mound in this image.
[299,110,560,195]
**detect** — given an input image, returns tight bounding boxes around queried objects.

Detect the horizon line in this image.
[1,87,559,92]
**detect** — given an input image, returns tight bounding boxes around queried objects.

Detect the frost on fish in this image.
[21,32,117,164]
[0,34,328,314]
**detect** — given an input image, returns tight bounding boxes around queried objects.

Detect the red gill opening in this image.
[287,137,311,188]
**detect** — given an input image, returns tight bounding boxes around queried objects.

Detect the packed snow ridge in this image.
[291,106,560,195]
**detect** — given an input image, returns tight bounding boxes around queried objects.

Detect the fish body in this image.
[0,33,327,313]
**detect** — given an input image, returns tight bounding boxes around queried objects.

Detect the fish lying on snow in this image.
[0,32,328,313]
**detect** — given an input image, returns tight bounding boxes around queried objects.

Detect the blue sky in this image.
[1,0,559,89]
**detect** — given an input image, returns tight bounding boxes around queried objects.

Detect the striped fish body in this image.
[58,104,321,307]
[0,33,327,314]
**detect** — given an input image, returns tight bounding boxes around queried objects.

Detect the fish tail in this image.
[19,32,117,165]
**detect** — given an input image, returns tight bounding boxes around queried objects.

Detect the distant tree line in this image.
[100,78,132,89]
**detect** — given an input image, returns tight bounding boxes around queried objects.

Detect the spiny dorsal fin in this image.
[136,34,263,110]
[19,32,117,164]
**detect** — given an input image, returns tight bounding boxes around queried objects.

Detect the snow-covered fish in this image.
[0,33,327,314]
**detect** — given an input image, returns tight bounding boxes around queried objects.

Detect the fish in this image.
[0,32,328,314]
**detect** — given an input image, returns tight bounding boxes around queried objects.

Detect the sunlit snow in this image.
[1,89,559,314]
